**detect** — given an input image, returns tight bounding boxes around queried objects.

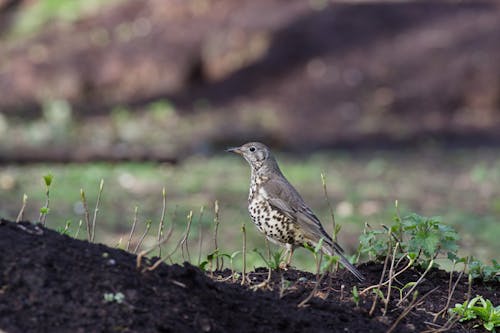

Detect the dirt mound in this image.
[0,219,497,332]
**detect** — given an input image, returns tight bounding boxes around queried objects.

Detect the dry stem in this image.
[126,206,139,251]
[16,194,28,223]
[157,187,167,256]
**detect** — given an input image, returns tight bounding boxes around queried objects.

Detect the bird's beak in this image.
[226,146,243,154]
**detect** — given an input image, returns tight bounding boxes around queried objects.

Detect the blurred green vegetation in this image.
[1,149,499,271]
[7,0,121,40]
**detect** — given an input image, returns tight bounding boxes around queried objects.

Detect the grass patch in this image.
[1,150,499,270]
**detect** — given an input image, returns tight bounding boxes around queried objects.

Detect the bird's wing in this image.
[262,177,341,250]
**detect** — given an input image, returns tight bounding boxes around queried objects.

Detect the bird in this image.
[227,142,365,281]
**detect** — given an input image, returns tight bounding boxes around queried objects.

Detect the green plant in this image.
[253,248,286,270]
[103,292,125,304]
[199,249,240,273]
[39,173,53,226]
[359,210,459,268]
[450,295,500,331]
[352,286,360,307]
[56,220,72,235]
[468,258,500,283]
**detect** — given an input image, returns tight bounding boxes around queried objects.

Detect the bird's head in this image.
[226,142,277,172]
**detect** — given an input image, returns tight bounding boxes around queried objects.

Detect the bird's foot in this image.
[279,261,292,270]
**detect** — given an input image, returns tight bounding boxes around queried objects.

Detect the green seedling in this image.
[352,286,360,307]
[103,292,125,304]
[39,173,53,226]
[253,248,285,270]
[56,220,72,235]
[450,295,500,331]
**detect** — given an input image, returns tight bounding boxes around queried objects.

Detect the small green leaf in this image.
[43,174,53,187]
[314,238,324,254]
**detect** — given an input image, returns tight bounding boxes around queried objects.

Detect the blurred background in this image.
[0,0,499,270]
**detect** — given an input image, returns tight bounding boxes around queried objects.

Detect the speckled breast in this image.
[248,196,302,246]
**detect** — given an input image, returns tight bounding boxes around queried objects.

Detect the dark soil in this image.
[0,219,498,333]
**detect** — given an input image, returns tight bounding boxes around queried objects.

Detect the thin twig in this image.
[80,189,91,241]
[396,257,435,306]
[434,260,464,321]
[213,200,221,270]
[241,223,247,286]
[180,211,193,262]
[157,187,167,256]
[197,206,205,265]
[90,179,104,242]
[298,252,327,308]
[384,242,400,315]
[369,228,392,316]
[16,194,28,223]
[126,206,139,251]
[166,211,193,263]
[360,257,414,295]
[387,287,439,333]
[136,236,173,270]
[161,212,176,263]
[133,219,152,254]
[321,173,337,242]
[16,193,28,223]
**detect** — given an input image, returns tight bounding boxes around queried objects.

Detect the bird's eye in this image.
[249,146,256,152]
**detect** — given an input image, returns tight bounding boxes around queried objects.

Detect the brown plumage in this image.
[227,142,365,281]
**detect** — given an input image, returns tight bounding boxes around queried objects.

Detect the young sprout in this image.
[57,220,72,235]
[352,286,360,307]
[74,219,83,239]
[39,173,53,226]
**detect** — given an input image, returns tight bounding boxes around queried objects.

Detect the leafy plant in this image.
[450,295,500,331]
[398,213,459,262]
[199,249,240,272]
[468,258,500,283]
[359,211,460,268]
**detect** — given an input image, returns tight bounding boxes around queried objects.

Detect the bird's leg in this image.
[286,245,295,265]
[279,244,294,270]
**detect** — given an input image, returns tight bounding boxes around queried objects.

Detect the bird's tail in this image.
[322,239,365,282]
